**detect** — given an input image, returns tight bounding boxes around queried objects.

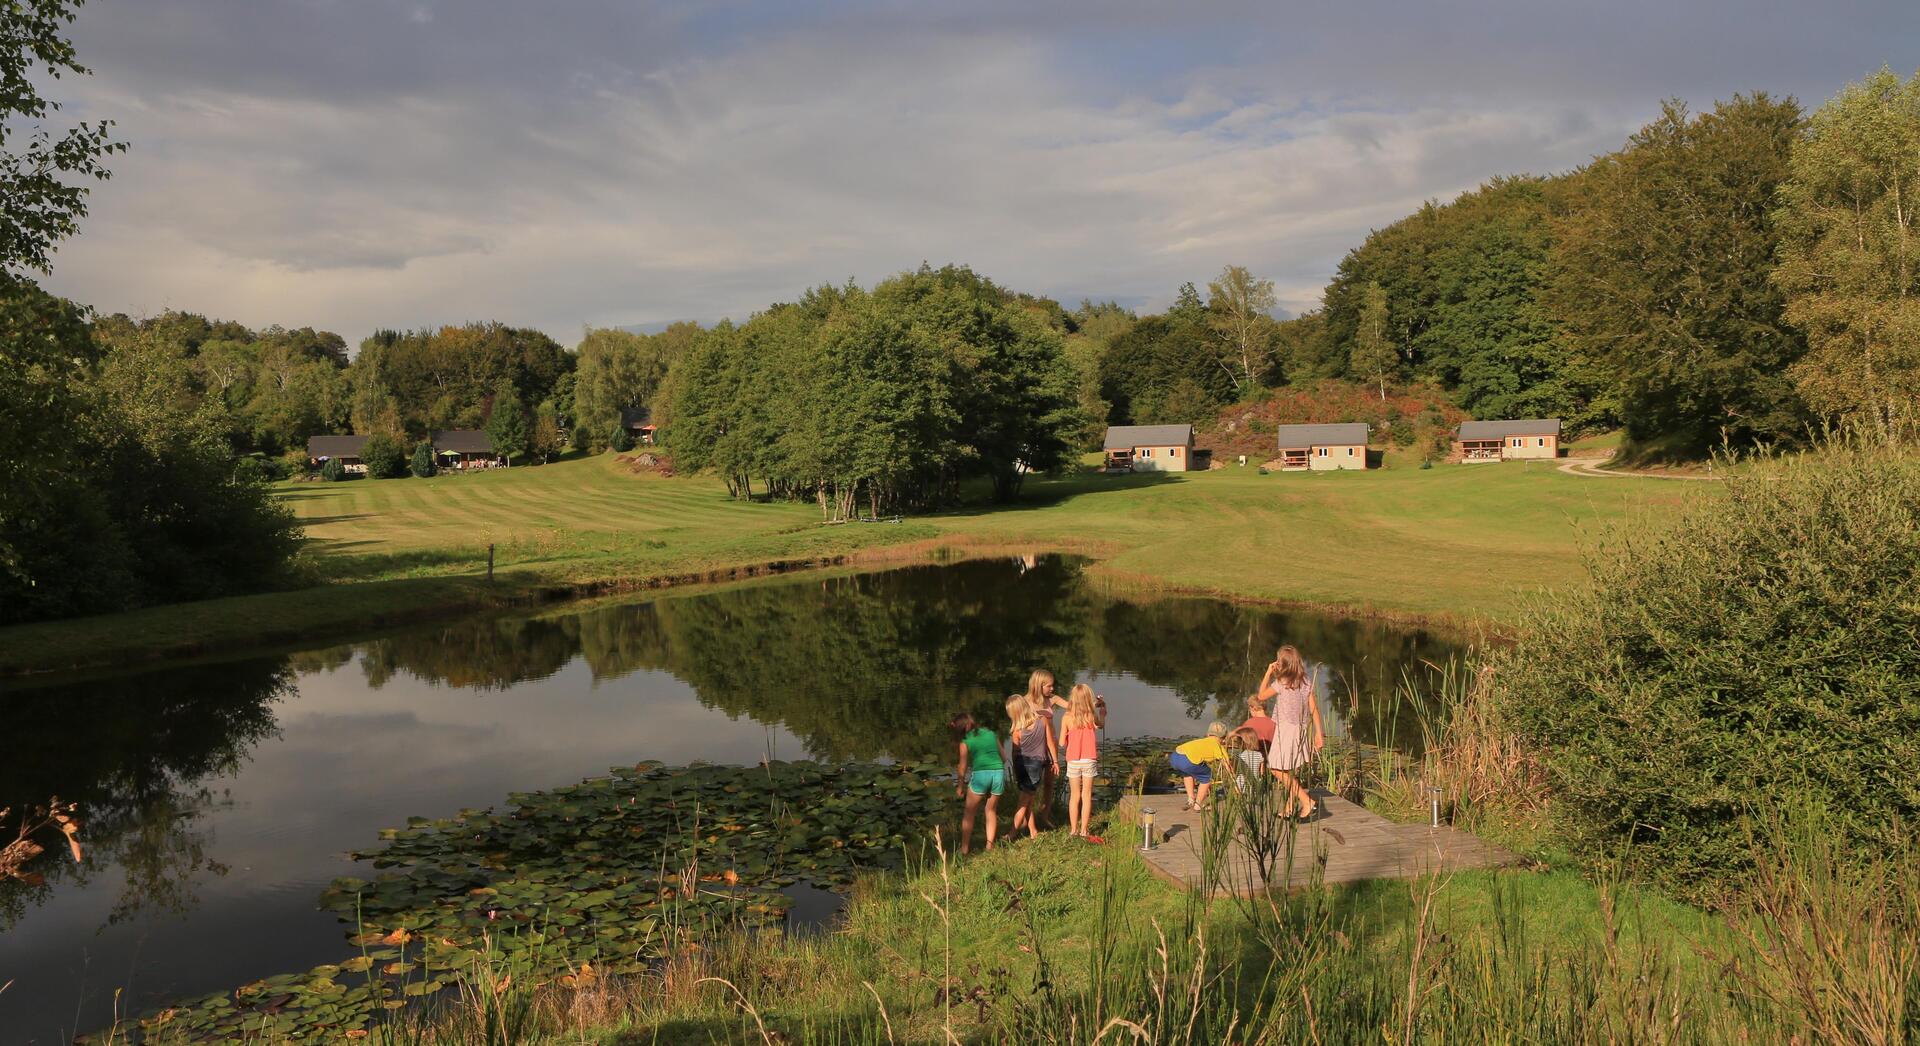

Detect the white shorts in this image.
[1066,758,1097,780]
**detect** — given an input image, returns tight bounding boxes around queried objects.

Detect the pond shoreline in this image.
[0,536,1502,681]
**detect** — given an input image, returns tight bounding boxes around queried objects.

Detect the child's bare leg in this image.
[1182,775,1197,807]
[1195,781,1212,809]
[984,793,999,849]
[960,792,980,854]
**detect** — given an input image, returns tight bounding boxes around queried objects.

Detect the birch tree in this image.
[1773,67,1920,428]
[1349,281,1399,400]
[1205,265,1279,396]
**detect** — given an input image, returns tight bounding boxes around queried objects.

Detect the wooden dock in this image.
[1113,790,1519,895]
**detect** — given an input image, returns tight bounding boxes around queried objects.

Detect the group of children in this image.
[947,646,1329,854]
[950,668,1106,853]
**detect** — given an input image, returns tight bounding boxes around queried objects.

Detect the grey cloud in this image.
[38,0,1920,345]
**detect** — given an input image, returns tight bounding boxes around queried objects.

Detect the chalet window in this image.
[1537,437,1546,447]
[1171,447,1181,457]
[1346,447,1354,456]
[1511,438,1522,448]
[1142,448,1153,458]
[1317,447,1327,457]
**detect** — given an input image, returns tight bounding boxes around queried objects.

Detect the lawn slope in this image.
[0,454,1693,674]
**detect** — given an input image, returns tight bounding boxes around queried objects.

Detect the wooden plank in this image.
[1114,789,1519,896]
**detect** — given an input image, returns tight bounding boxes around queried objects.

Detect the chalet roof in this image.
[1457,418,1562,439]
[307,434,369,459]
[432,429,494,454]
[1103,424,1194,450]
[620,406,653,429]
[1275,423,1369,448]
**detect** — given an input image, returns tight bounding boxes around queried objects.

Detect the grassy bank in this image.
[120,799,1912,1045]
[0,453,1689,675]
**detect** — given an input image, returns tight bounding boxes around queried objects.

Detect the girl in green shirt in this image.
[950,712,1008,854]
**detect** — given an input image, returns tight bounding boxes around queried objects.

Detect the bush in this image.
[362,434,407,479]
[610,425,635,453]
[409,442,437,478]
[1497,436,1920,899]
[280,447,311,478]
[319,457,347,482]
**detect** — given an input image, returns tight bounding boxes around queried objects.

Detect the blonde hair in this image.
[1065,683,1099,729]
[1247,691,1270,718]
[1025,668,1055,708]
[1273,646,1307,689]
[1206,721,1227,738]
[1006,694,1035,739]
[1228,725,1260,750]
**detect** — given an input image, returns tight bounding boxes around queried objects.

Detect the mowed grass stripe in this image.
[277,452,1697,624]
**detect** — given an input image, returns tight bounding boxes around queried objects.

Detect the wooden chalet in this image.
[620,406,657,445]
[1274,423,1368,471]
[1103,424,1197,472]
[432,429,499,468]
[307,434,370,474]
[1454,419,1561,462]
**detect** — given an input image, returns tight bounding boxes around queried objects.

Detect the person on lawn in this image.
[1006,693,1053,839]
[1025,668,1069,828]
[1061,684,1108,842]
[950,712,1007,854]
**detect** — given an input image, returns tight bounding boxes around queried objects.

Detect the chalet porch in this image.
[1458,438,1502,462]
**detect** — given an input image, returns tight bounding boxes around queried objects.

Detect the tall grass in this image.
[1351,658,1549,844]
[132,804,1913,1044]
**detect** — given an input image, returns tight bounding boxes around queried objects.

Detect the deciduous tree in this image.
[485,382,530,466]
[1349,282,1399,400]
[1547,95,1807,457]
[1774,68,1920,427]
[0,0,124,275]
[1205,265,1280,396]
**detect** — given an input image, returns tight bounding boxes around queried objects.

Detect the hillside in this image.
[1195,380,1470,463]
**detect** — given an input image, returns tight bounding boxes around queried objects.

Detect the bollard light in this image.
[1428,786,1443,828]
[1139,806,1156,852]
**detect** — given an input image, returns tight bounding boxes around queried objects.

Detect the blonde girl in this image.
[1168,722,1231,810]
[1025,669,1068,827]
[1061,684,1108,842]
[1006,694,1048,839]
[1263,645,1327,819]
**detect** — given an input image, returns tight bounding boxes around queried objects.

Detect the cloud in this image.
[38,0,1917,345]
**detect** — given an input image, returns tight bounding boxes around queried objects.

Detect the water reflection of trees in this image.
[341,557,1459,760]
[0,661,288,928]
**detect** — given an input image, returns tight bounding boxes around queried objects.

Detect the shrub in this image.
[409,442,437,478]
[1496,435,1920,900]
[361,434,407,478]
[280,447,311,478]
[610,425,635,453]
[233,455,274,483]
[319,457,347,482]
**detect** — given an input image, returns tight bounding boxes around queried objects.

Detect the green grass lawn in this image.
[0,453,1699,674]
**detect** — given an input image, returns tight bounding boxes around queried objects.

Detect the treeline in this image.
[662,265,1079,518]
[1307,69,1920,458]
[1073,69,1920,461]
[1,278,305,624]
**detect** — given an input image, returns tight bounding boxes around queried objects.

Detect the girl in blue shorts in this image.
[950,711,1008,854]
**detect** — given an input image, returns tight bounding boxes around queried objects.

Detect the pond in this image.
[0,555,1460,1042]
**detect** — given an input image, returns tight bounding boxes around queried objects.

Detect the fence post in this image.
[487,543,494,583]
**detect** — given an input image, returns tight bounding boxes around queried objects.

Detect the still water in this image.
[0,556,1458,1041]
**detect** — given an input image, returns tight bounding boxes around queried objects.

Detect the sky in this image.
[36,0,1920,349]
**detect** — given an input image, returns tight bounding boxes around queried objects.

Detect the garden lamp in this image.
[1139,805,1156,852]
